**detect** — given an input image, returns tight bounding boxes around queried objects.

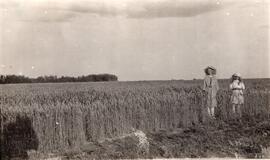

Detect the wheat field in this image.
[0,79,269,158]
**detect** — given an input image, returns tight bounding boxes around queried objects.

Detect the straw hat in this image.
[204,66,216,75]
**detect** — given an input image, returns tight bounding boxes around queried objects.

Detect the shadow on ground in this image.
[1,115,39,160]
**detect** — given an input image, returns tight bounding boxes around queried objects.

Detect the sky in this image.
[0,0,269,81]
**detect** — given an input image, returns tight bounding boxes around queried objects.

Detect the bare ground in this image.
[52,117,270,159]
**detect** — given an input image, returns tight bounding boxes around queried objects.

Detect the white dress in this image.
[203,75,219,108]
[230,80,245,104]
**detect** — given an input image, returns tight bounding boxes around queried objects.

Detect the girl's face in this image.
[233,76,239,80]
[207,69,213,75]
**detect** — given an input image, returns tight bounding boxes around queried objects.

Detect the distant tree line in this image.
[0,74,118,84]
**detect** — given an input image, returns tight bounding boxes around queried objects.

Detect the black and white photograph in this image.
[0,0,269,159]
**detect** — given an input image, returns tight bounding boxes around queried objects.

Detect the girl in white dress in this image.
[203,66,219,118]
[230,73,245,118]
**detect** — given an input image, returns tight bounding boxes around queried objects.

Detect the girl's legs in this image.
[211,107,215,118]
[232,104,236,114]
[232,104,236,118]
[237,104,242,118]
[207,107,211,117]
[207,107,215,118]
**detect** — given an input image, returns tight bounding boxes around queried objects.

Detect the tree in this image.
[0,74,118,84]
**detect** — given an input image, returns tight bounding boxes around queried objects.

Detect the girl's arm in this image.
[241,83,245,90]
[230,82,244,90]
[203,78,207,91]
[203,77,207,91]
[216,79,219,90]
[229,83,233,90]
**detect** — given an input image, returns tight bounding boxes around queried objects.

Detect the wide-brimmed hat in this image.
[204,66,216,75]
[232,73,241,78]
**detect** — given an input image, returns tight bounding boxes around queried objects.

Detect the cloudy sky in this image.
[0,0,269,80]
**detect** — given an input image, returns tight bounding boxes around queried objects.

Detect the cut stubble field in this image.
[0,79,269,159]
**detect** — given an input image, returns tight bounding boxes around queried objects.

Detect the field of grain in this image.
[0,79,269,159]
